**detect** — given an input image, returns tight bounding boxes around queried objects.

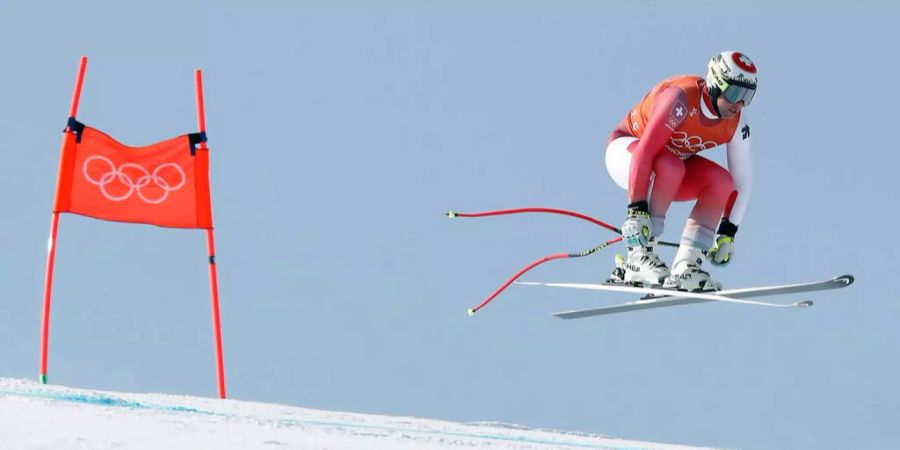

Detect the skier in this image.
[605,51,757,291]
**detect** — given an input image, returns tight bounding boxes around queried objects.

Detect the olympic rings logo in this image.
[669,132,719,152]
[82,155,186,204]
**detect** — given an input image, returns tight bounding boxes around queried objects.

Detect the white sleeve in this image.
[725,113,752,226]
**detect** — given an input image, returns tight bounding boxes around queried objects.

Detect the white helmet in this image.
[706,51,758,106]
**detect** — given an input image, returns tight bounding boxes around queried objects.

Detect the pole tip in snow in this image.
[446,210,457,218]
[467,308,476,317]
[39,373,47,384]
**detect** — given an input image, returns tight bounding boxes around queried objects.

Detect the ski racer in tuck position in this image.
[605,51,758,291]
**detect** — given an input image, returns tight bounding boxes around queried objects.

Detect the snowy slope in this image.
[0,379,723,450]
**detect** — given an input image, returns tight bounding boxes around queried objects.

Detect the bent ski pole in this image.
[447,207,677,247]
[466,237,622,316]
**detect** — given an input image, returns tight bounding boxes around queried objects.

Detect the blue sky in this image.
[0,2,897,449]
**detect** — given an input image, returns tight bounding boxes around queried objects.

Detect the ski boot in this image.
[609,238,670,286]
[663,245,722,291]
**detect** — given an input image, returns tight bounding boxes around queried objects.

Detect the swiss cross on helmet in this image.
[706,51,758,108]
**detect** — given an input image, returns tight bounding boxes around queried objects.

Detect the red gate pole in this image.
[195,69,227,399]
[40,56,88,384]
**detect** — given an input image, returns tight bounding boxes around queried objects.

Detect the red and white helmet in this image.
[706,51,758,106]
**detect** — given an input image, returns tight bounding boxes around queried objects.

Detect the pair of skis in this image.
[516,274,854,319]
[448,207,854,318]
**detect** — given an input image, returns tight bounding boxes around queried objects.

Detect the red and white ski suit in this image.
[605,75,752,246]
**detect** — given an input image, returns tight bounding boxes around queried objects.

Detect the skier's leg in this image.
[665,156,735,290]
[647,149,687,237]
[605,137,670,285]
[675,156,735,233]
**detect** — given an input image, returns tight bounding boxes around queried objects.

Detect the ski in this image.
[515,274,853,319]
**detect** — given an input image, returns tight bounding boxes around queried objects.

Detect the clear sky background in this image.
[0,1,897,449]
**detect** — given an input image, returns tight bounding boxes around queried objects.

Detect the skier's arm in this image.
[710,114,752,266]
[724,114,752,226]
[628,87,687,203]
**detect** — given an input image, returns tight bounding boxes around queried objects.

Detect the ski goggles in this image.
[721,80,756,106]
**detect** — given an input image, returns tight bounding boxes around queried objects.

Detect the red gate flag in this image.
[42,59,227,398]
[53,119,212,229]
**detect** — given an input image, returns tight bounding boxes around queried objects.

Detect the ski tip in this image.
[466,308,476,317]
[446,210,458,218]
[835,274,855,286]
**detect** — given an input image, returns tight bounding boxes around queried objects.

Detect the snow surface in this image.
[0,379,723,450]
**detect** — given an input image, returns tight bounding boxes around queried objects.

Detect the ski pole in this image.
[446,207,678,247]
[465,237,622,316]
